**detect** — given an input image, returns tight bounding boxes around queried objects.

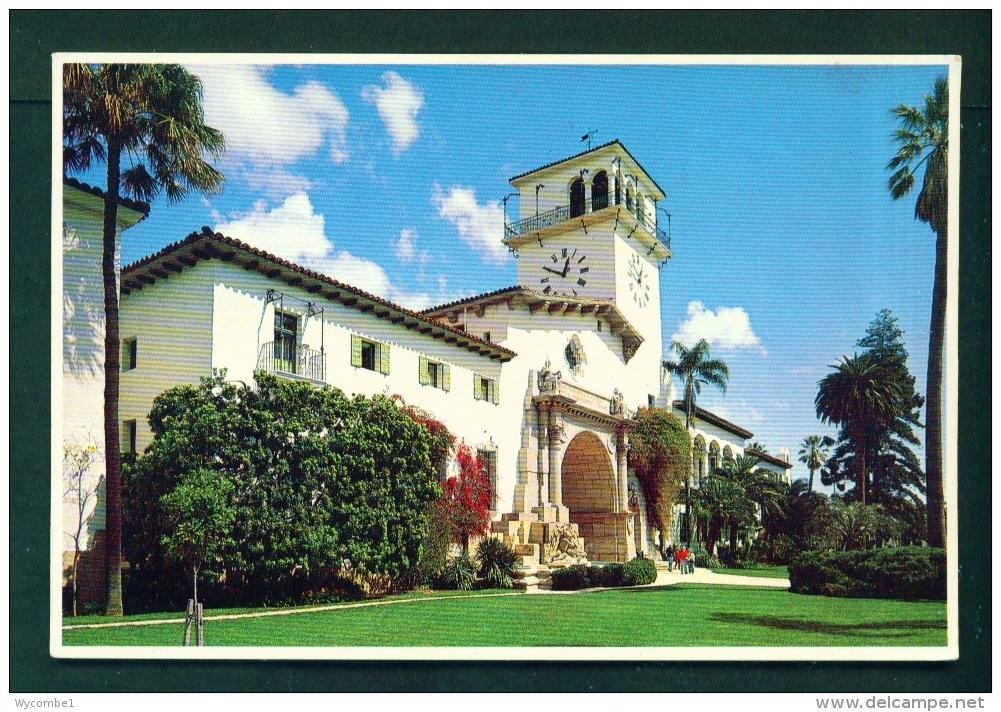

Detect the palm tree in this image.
[887,76,948,548]
[815,354,902,507]
[798,435,830,493]
[63,63,225,615]
[662,339,729,429]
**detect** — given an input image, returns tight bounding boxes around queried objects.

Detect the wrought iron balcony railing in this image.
[505,192,670,249]
[258,341,326,382]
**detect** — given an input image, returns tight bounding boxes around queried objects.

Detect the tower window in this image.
[597,320,602,332]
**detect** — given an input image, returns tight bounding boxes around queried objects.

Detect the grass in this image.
[62,588,498,626]
[712,565,790,579]
[63,584,946,647]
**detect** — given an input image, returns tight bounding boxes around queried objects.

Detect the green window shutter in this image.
[419,355,429,385]
[473,374,482,401]
[442,363,451,392]
[491,378,500,405]
[379,342,390,375]
[351,334,362,367]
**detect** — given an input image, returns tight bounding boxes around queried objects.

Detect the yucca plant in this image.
[475,538,517,589]
[437,552,476,591]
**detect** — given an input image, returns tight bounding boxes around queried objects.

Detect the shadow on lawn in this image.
[710,612,946,638]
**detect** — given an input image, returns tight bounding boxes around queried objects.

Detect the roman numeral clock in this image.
[539,247,589,297]
[628,253,650,308]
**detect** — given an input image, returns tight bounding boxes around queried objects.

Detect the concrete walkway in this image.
[653,567,790,588]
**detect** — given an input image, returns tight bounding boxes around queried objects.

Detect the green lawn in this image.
[712,565,790,579]
[64,584,946,647]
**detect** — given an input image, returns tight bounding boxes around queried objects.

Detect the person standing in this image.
[665,544,675,572]
[676,544,687,575]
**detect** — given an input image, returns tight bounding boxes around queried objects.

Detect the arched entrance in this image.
[561,431,625,561]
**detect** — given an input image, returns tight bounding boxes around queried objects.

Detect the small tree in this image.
[63,440,102,616]
[160,468,236,607]
[440,443,493,551]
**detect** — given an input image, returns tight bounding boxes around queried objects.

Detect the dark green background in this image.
[10,10,991,692]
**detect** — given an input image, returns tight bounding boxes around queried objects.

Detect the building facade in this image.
[70,141,791,582]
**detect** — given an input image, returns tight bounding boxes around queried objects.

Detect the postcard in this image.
[52,54,960,660]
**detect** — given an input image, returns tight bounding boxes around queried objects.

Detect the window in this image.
[274,310,299,373]
[597,320,602,332]
[483,331,491,343]
[351,334,390,374]
[478,449,498,510]
[122,420,137,454]
[474,374,499,404]
[121,338,137,371]
[591,170,609,211]
[569,178,586,218]
[419,355,450,391]
[648,394,656,406]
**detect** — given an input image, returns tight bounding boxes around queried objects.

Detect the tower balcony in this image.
[504,193,671,258]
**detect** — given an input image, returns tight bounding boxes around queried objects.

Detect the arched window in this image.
[625,185,634,212]
[708,441,720,472]
[636,192,645,222]
[570,178,586,218]
[614,174,621,205]
[723,445,734,464]
[591,171,609,211]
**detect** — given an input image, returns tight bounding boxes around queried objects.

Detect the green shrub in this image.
[303,576,365,604]
[550,564,591,591]
[767,534,798,564]
[589,563,625,588]
[622,556,658,586]
[475,538,517,589]
[436,553,476,591]
[692,549,721,570]
[789,546,945,600]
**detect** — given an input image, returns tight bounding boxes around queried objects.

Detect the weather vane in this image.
[580,129,598,150]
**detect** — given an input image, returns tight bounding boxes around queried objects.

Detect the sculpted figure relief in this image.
[544,523,588,565]
[538,359,563,392]
[610,388,625,415]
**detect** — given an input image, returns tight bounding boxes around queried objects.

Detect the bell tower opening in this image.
[569,177,586,218]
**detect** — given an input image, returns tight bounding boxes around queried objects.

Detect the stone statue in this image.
[544,523,587,565]
[610,388,625,415]
[548,416,566,444]
[538,359,563,392]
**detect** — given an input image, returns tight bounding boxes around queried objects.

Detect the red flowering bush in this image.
[441,444,494,550]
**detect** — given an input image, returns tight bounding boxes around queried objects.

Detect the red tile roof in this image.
[673,400,754,440]
[745,448,793,470]
[121,227,517,362]
[63,176,151,217]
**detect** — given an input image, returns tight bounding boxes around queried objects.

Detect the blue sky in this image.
[70,61,948,485]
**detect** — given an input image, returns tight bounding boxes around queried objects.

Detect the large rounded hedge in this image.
[788,546,945,600]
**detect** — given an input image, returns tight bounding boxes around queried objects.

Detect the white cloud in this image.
[394,228,416,262]
[672,301,764,352]
[361,72,423,154]
[215,193,429,310]
[188,65,349,198]
[432,185,508,264]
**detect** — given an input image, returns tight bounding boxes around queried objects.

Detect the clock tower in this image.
[504,140,671,362]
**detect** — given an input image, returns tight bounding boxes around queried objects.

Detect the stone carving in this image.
[548,415,566,444]
[538,359,563,392]
[610,388,625,415]
[564,334,587,378]
[544,523,588,565]
[622,335,642,363]
[627,482,640,513]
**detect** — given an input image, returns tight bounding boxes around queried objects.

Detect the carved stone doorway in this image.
[561,431,627,561]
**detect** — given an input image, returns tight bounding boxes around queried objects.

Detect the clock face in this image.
[539,246,589,297]
[628,254,651,308]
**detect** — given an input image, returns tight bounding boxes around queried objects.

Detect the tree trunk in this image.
[729,520,738,556]
[72,552,80,617]
[193,563,199,607]
[854,431,867,506]
[924,229,947,548]
[808,467,815,493]
[103,140,124,617]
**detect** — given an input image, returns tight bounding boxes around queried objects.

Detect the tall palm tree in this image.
[815,354,902,507]
[887,76,948,548]
[662,339,730,429]
[798,435,830,493]
[63,63,225,615]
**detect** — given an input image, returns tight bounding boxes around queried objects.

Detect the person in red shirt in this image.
[676,545,688,573]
